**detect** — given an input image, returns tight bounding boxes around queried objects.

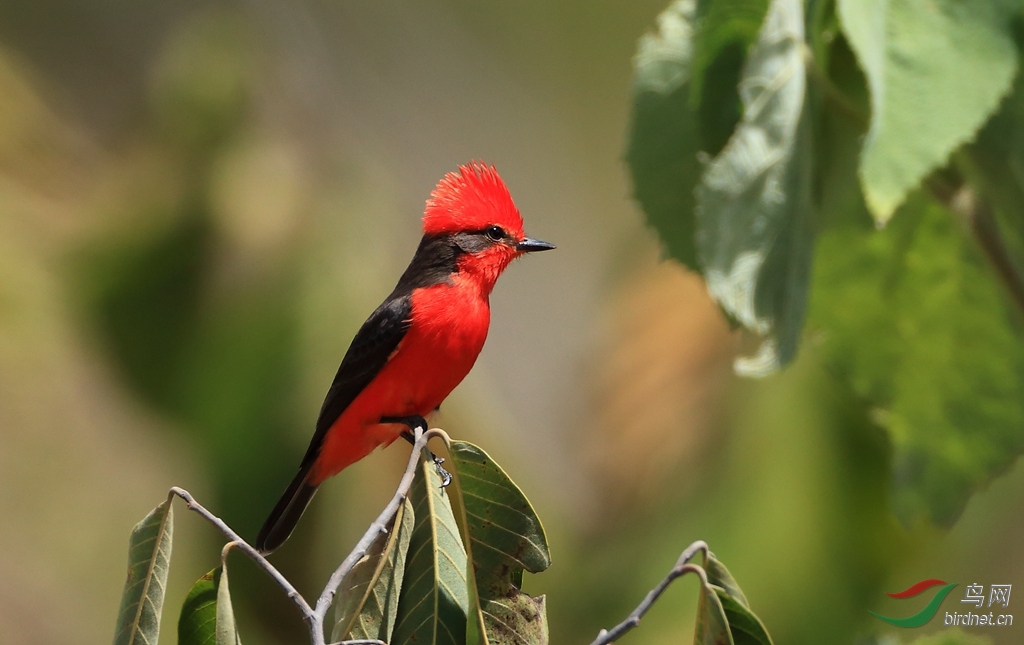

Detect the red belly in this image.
[311,280,490,482]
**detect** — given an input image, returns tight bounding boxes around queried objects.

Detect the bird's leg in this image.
[381,415,452,488]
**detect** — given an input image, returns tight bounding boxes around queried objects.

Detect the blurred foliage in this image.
[629,0,1024,528]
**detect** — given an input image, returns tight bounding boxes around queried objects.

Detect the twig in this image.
[964,193,1024,314]
[929,181,1024,315]
[588,540,709,645]
[168,426,444,645]
[167,487,315,622]
[312,426,447,645]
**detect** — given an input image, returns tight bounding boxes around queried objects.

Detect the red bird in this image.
[257,162,554,553]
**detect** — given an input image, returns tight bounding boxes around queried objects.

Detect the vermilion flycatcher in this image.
[257,162,554,553]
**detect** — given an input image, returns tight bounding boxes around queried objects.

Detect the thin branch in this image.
[930,181,1024,315]
[167,487,315,621]
[169,427,447,645]
[588,540,709,645]
[965,193,1024,314]
[312,427,449,644]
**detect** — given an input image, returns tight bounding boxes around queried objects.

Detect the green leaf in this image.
[703,553,749,609]
[703,554,772,645]
[114,499,174,645]
[714,589,773,645]
[627,0,771,272]
[215,564,241,645]
[695,0,814,375]
[628,0,702,270]
[837,0,1020,223]
[694,576,733,645]
[332,498,415,643]
[809,195,1024,525]
[690,0,770,155]
[448,441,551,645]
[177,566,241,645]
[178,570,218,645]
[391,458,470,645]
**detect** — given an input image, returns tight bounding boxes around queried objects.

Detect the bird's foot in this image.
[384,415,452,490]
[431,456,453,488]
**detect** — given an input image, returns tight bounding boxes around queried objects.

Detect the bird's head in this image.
[421,162,554,293]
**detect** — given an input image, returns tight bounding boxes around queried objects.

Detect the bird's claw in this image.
[433,456,453,489]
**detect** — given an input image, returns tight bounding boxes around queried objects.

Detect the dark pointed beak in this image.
[516,237,556,253]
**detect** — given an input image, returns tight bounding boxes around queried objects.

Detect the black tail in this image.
[257,466,319,554]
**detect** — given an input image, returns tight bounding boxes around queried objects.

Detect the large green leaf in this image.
[809,195,1024,525]
[332,498,415,643]
[627,0,770,273]
[695,0,814,375]
[690,0,769,155]
[177,567,242,645]
[837,0,1020,223]
[449,441,551,645]
[113,500,174,645]
[391,459,470,645]
[628,0,703,270]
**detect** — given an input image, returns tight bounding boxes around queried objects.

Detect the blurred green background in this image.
[0,1,1020,644]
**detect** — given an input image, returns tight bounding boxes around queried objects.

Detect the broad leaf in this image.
[178,567,241,645]
[837,0,1020,223]
[178,570,216,645]
[695,0,814,375]
[391,458,470,645]
[809,195,1024,525]
[114,500,174,645]
[628,0,703,270]
[628,0,770,273]
[449,441,551,645]
[690,0,769,155]
[332,498,415,643]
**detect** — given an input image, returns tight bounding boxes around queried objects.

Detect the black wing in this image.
[304,294,413,468]
[256,294,412,553]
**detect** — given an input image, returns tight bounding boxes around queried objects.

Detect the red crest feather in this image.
[422,162,524,238]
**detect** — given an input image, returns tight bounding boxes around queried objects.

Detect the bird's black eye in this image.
[485,225,505,242]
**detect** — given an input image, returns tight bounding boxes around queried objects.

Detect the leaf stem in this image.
[588,540,709,645]
[167,487,315,622]
[928,177,1024,315]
